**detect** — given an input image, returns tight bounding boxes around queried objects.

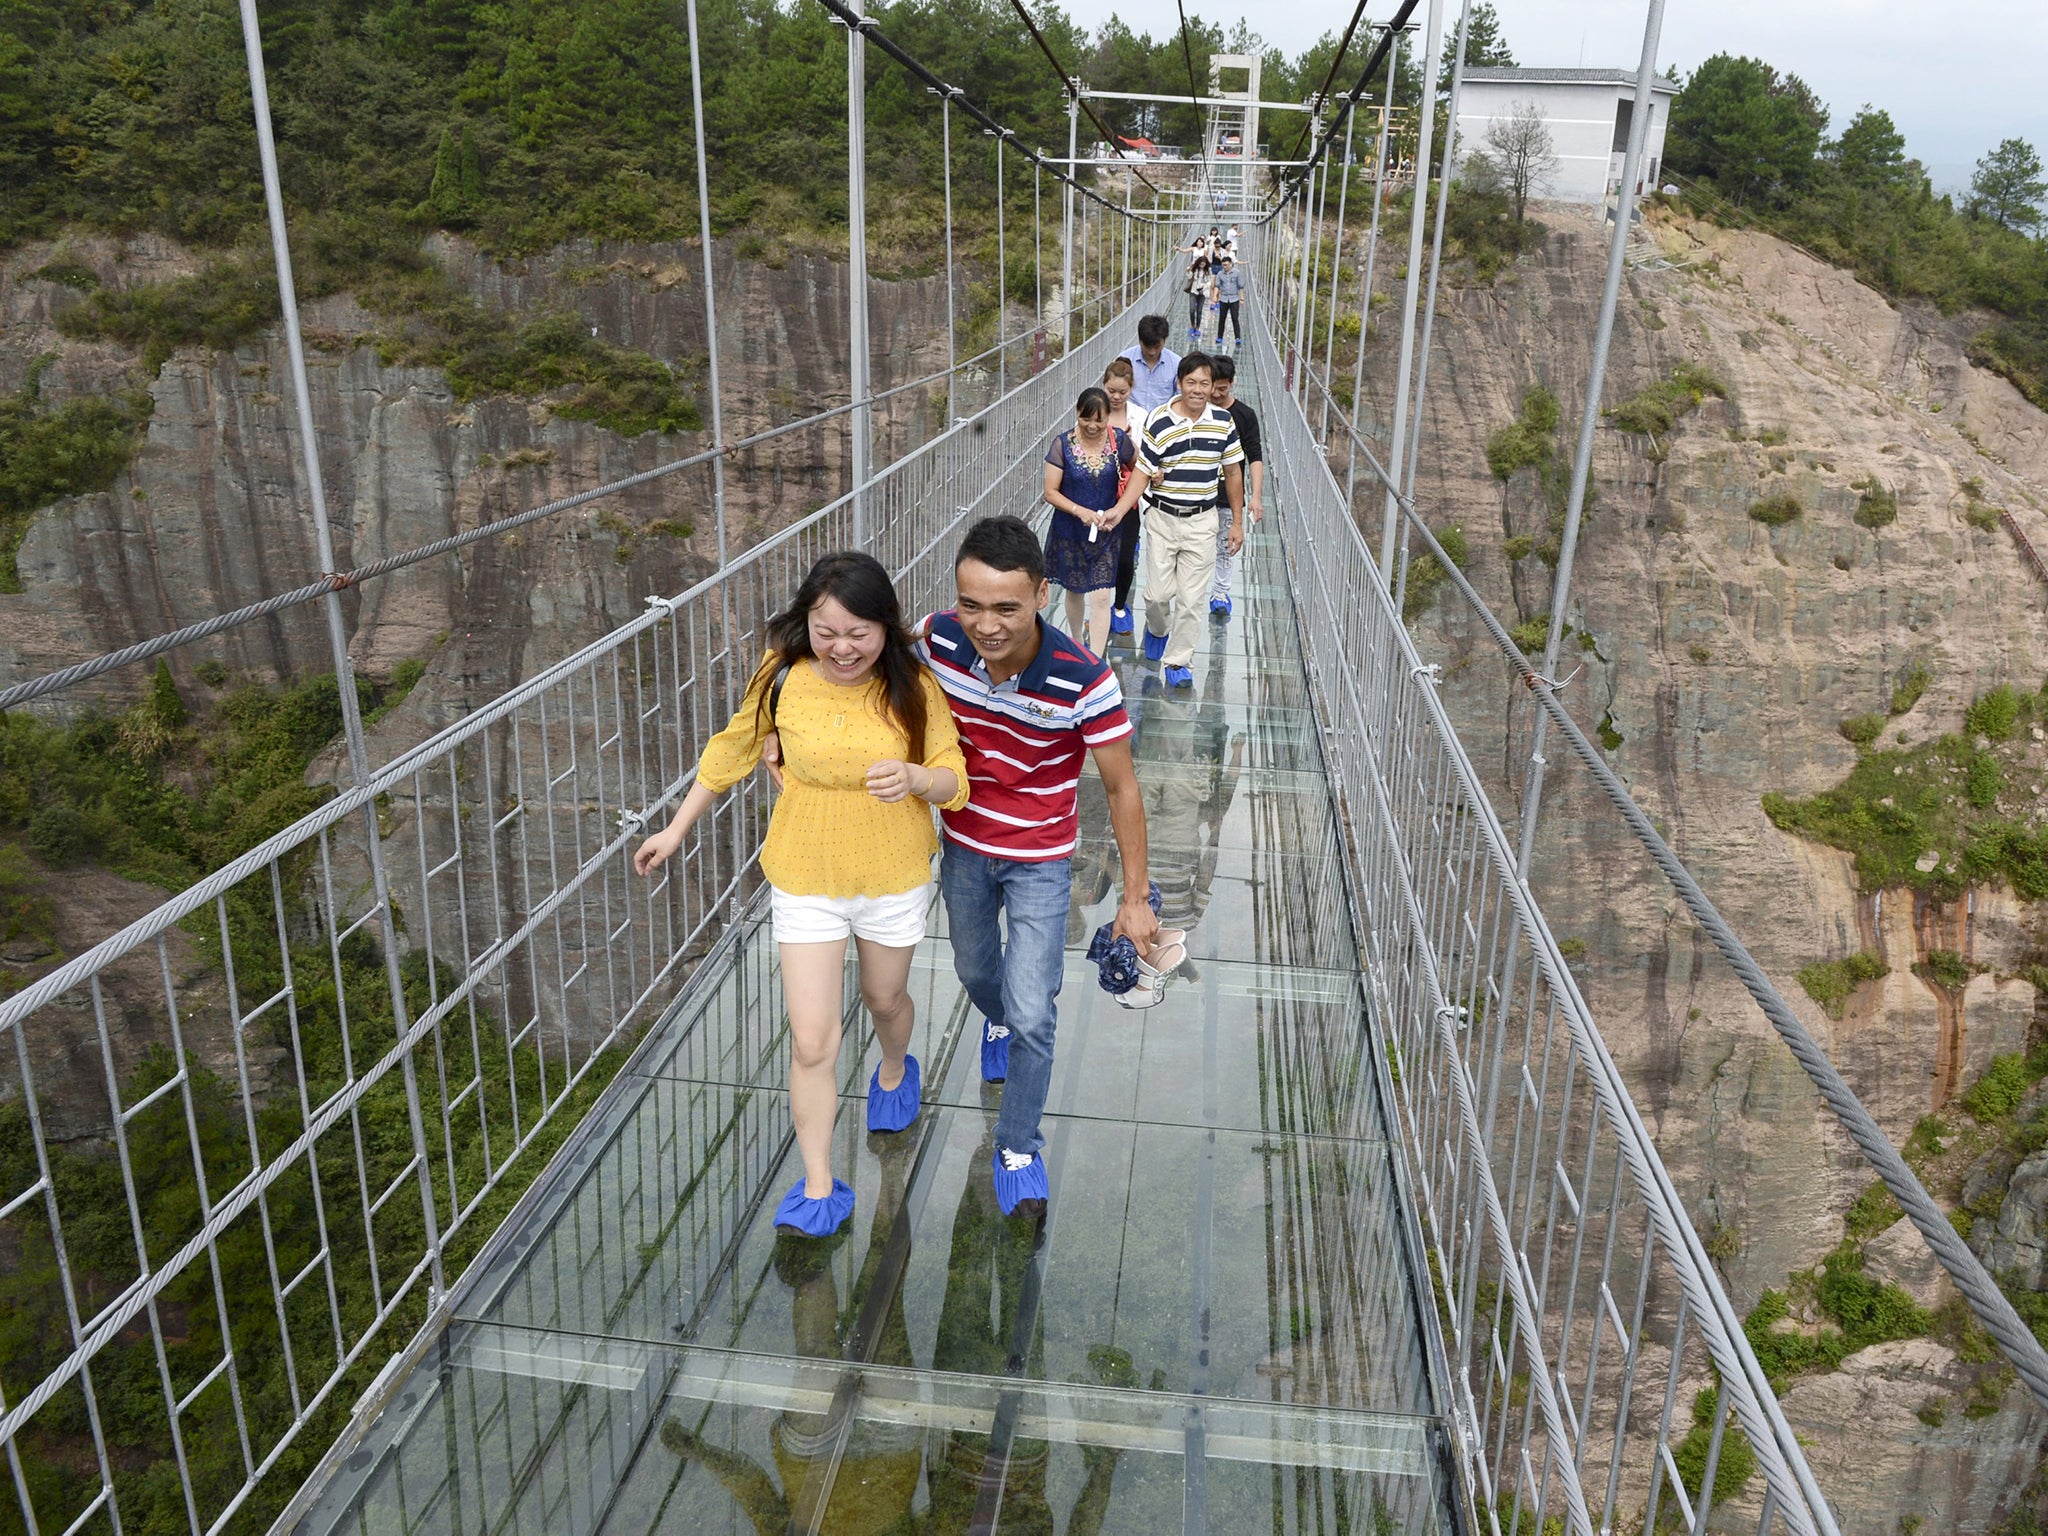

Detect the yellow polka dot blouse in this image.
[695,655,971,899]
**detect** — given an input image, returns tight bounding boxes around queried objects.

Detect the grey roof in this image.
[1459,66,1680,93]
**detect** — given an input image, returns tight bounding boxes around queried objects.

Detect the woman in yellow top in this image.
[634,552,969,1237]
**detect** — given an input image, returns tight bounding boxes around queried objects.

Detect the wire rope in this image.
[1260,0,1422,221]
[1391,506,2048,1415]
[1005,0,1164,201]
[1282,0,1372,164]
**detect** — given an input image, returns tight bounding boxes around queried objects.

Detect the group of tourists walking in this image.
[635,258,1265,1242]
[1177,225,1243,349]
[1040,308,1265,678]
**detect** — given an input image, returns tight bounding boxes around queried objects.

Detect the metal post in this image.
[1319,109,1357,443]
[1514,0,1668,868]
[1291,150,1318,392]
[1298,122,1330,402]
[847,1,872,547]
[1348,27,1399,510]
[1064,81,1079,352]
[685,0,727,568]
[1035,156,1044,342]
[942,92,957,423]
[1351,25,1400,512]
[1123,168,1133,303]
[1378,0,1446,577]
[995,130,1007,399]
[1399,0,1476,508]
[233,0,445,1293]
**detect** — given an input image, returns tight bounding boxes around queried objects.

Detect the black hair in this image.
[1136,314,1170,348]
[1210,354,1236,383]
[956,515,1045,586]
[1076,386,1109,420]
[757,550,926,761]
[1176,351,1214,383]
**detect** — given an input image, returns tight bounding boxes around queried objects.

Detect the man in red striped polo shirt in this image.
[921,517,1157,1219]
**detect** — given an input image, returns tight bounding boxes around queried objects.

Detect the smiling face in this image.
[806,594,886,686]
[1177,365,1214,413]
[954,558,1047,678]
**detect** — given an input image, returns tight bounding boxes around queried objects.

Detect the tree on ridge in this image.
[1970,138,2046,232]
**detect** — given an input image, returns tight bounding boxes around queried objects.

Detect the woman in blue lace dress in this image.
[1041,386,1136,655]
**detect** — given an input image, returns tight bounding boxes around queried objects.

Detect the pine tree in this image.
[429,125,467,227]
[1970,138,2046,231]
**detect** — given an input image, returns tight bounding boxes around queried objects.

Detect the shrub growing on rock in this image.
[1748,492,1802,525]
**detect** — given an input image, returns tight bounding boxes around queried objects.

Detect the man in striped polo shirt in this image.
[920,517,1157,1220]
[1105,352,1245,688]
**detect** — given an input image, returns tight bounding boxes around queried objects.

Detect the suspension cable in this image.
[1283,0,1372,164]
[1394,507,2048,1414]
[809,0,1160,222]
[1170,0,1209,184]
[2,14,1176,713]
[1260,0,1422,221]
[1005,0,1163,202]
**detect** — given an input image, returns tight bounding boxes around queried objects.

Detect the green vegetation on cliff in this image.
[1668,55,2048,406]
[0,355,152,589]
[1762,683,2048,899]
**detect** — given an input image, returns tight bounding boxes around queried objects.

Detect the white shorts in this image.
[771,883,934,947]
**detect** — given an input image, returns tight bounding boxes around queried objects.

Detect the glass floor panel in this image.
[631,935,1380,1139]
[294,536,1453,1533]
[317,1328,1452,1536]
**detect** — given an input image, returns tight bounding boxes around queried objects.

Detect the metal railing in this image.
[0,258,1180,1536]
[1239,279,1840,1536]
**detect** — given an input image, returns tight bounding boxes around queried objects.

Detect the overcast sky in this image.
[1054,0,2048,187]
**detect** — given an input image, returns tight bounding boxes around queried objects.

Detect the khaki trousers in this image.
[1142,504,1219,668]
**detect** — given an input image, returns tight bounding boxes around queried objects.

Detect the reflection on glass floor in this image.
[296,538,1454,1534]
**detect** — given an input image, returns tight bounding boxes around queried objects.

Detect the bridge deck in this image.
[298,496,1455,1533]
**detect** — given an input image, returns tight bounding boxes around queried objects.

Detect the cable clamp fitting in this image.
[1524,662,1582,692]
[618,806,651,835]
[1411,662,1443,686]
[1436,1003,1468,1033]
[645,592,683,616]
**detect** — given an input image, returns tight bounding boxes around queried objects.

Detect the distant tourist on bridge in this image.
[1040,385,1136,655]
[1109,353,1246,688]
[1119,314,1180,412]
[1207,354,1263,616]
[1100,357,1143,637]
[1183,252,1213,347]
[1212,256,1243,348]
[920,517,1157,1219]
[633,552,968,1239]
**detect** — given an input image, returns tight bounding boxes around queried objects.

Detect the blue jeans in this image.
[940,839,1072,1159]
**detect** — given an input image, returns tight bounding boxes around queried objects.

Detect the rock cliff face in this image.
[0,234,959,740]
[1375,202,2048,1529]
[0,231,974,1142]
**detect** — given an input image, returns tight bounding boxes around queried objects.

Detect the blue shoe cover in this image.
[1109,607,1134,635]
[1141,629,1168,662]
[1165,666,1193,688]
[772,1177,855,1236]
[992,1149,1049,1217]
[981,1019,1011,1084]
[867,1054,921,1133]
[1209,595,1231,616]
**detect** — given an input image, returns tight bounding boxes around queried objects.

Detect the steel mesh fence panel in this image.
[0,261,1180,1536]
[1235,257,1838,1536]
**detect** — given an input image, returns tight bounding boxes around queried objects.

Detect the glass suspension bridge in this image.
[2,1,2045,1534]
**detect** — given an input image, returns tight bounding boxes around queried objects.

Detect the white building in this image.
[1453,67,1679,205]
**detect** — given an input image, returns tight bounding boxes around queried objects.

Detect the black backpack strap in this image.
[767,660,793,726]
